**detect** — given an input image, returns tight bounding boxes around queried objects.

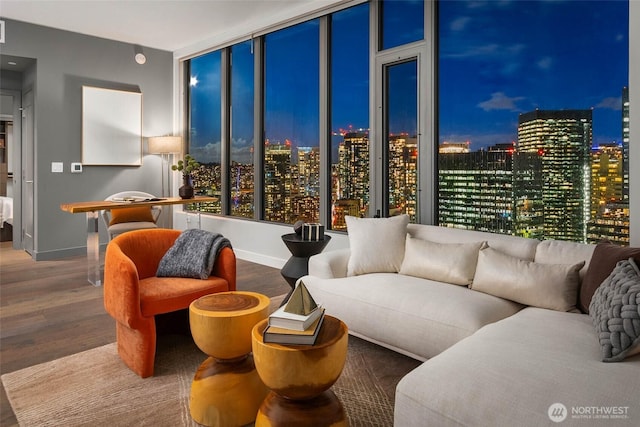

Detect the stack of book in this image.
[263,281,325,345]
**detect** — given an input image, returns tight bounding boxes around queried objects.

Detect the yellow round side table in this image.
[189,291,271,427]
[251,315,349,426]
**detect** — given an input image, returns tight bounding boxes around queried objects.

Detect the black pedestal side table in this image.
[280,233,331,301]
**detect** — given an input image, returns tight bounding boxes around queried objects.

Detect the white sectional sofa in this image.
[302,216,640,426]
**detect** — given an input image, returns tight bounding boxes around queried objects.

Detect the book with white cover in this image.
[264,309,326,345]
[268,303,324,331]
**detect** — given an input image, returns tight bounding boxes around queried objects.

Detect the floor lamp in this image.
[148,136,182,198]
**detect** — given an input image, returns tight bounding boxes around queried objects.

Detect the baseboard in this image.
[234,248,286,269]
[32,246,88,261]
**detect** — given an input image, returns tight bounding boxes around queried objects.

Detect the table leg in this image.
[186,211,202,229]
[86,211,102,286]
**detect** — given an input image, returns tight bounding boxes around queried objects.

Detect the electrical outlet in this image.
[71,162,83,173]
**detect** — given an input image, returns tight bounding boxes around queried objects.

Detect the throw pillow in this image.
[589,258,640,362]
[471,247,585,312]
[345,215,409,276]
[157,229,231,279]
[109,206,154,226]
[399,237,485,286]
[580,242,640,314]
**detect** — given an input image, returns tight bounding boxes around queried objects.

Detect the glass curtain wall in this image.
[384,60,418,220]
[184,0,631,246]
[230,40,255,218]
[438,0,629,244]
[188,50,222,213]
[263,20,320,224]
[330,3,370,231]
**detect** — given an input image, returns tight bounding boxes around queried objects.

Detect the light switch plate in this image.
[51,162,63,173]
[71,162,82,173]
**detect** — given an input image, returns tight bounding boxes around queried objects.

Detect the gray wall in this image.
[1,18,174,259]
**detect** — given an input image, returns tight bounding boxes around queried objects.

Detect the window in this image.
[264,20,320,224]
[188,50,222,214]
[184,0,631,246]
[438,0,629,244]
[384,60,418,220]
[380,0,424,51]
[330,3,370,230]
[230,41,255,218]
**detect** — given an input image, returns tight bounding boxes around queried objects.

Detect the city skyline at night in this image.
[187,0,630,243]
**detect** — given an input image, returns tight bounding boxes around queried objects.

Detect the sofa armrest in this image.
[308,248,350,279]
[104,241,144,329]
[211,246,236,291]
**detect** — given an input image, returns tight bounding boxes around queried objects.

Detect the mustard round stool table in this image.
[251,315,349,427]
[189,291,271,427]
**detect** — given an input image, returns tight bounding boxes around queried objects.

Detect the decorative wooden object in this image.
[189,291,271,427]
[252,315,349,426]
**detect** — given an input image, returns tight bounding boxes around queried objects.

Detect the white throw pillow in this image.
[399,237,485,286]
[471,247,585,312]
[346,215,409,276]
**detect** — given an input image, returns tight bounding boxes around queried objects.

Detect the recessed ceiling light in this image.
[7,61,17,66]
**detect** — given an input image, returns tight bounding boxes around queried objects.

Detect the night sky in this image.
[189,0,629,163]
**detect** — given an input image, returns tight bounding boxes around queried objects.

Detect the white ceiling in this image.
[0,0,344,52]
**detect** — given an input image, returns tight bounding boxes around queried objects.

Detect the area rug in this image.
[1,296,409,427]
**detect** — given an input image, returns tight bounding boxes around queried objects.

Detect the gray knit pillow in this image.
[589,258,640,362]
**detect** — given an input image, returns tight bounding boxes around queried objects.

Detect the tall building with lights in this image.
[516,109,592,242]
[587,142,628,244]
[297,146,320,197]
[337,132,369,205]
[622,86,630,201]
[388,135,417,220]
[438,143,515,234]
[264,142,294,223]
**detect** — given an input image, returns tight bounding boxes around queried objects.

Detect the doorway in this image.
[374,44,433,223]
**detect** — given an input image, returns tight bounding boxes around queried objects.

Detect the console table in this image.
[60,196,217,286]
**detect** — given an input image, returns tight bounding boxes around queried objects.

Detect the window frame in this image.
[178,0,632,245]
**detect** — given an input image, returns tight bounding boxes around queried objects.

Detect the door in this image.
[22,90,34,255]
[374,44,431,223]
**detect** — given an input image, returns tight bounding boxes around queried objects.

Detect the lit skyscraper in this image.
[335,131,369,216]
[587,142,628,244]
[331,131,370,230]
[298,146,320,197]
[264,142,294,223]
[516,110,592,242]
[388,135,417,220]
[622,86,630,201]
[438,143,515,234]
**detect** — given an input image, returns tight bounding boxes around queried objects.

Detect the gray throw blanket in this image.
[157,229,232,279]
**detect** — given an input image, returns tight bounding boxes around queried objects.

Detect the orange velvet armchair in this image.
[104,228,236,378]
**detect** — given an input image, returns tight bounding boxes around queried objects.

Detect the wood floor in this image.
[0,241,290,427]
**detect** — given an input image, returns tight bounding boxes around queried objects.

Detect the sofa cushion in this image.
[345,215,409,276]
[302,272,522,360]
[580,242,640,313]
[109,206,155,225]
[534,239,593,282]
[471,247,585,312]
[399,237,484,286]
[394,307,640,427]
[139,276,230,317]
[589,257,640,362]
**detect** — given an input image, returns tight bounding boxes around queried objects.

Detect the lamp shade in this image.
[148,136,182,154]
